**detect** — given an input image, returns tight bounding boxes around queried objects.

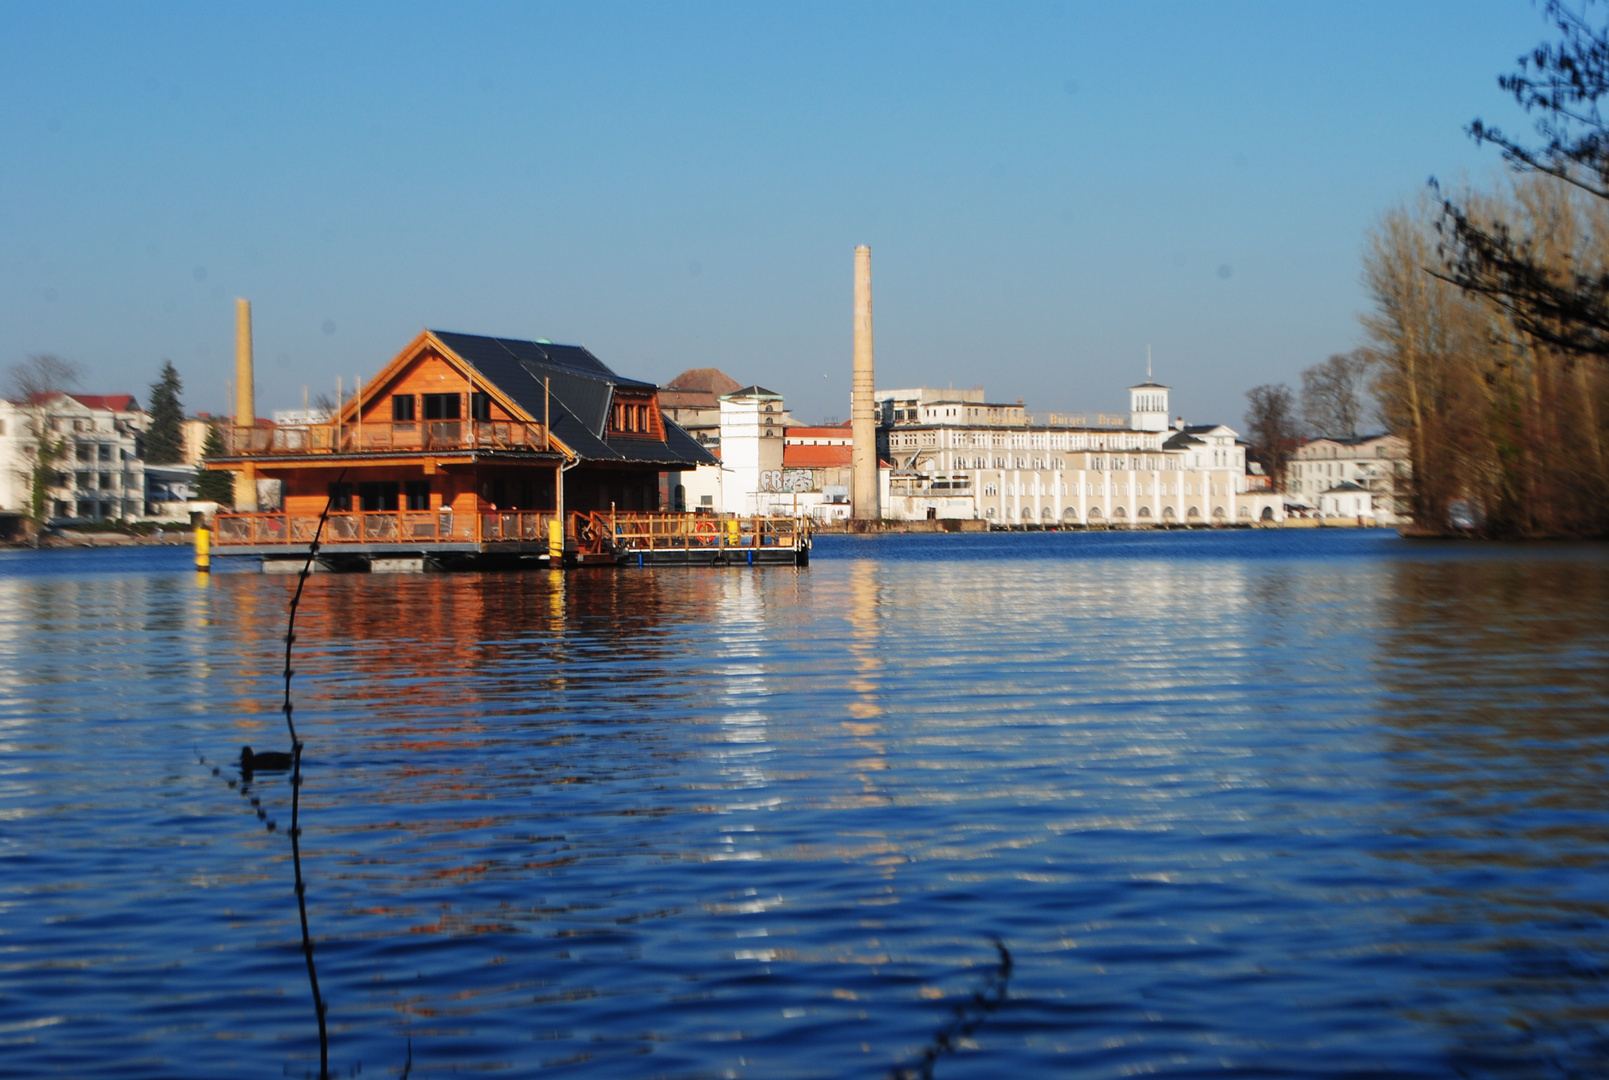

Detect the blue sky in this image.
[1,1,1544,427]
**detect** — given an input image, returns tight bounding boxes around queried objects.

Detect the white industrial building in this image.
[674,375,1284,527]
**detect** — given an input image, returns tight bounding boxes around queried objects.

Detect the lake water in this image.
[2,531,1607,1079]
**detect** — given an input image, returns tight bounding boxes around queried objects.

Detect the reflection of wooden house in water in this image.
[203,330,804,570]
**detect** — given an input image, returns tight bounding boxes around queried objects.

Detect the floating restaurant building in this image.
[201,327,808,569]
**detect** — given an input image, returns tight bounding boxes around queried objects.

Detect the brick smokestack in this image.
[851,245,879,521]
[234,297,258,511]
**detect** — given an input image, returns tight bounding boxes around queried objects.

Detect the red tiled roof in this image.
[666,368,743,395]
[23,392,141,412]
[71,394,139,412]
[783,444,851,468]
[785,426,853,440]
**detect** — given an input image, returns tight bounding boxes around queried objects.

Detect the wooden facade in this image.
[206,330,730,567]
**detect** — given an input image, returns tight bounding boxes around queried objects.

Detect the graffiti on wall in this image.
[759,470,815,493]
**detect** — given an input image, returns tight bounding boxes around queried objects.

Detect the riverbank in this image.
[3,527,195,549]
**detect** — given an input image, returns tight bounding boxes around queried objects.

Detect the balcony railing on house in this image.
[221,420,549,456]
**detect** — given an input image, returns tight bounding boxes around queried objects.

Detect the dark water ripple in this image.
[1,532,1607,1077]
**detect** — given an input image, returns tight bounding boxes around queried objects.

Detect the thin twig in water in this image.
[282,472,344,1080]
[888,939,1013,1080]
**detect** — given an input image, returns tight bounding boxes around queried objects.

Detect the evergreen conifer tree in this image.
[193,424,235,506]
[145,362,185,464]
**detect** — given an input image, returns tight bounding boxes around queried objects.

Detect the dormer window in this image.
[609,397,658,436]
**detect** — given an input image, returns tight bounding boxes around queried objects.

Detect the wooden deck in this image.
[210,510,810,569]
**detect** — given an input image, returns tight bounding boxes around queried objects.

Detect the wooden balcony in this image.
[213,509,555,549]
[221,420,549,457]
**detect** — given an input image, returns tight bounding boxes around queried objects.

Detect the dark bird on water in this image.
[240,745,295,773]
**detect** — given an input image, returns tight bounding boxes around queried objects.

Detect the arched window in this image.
[1137,505,1152,518]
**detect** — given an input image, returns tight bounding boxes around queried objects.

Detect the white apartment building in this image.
[0,393,155,523]
[1289,434,1410,525]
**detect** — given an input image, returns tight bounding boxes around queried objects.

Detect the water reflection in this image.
[1374,557,1609,1071]
[2,537,1609,1078]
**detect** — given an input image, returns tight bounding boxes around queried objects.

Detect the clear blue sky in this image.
[1,1,1544,428]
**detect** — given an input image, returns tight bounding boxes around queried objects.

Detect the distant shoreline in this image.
[2,528,195,550]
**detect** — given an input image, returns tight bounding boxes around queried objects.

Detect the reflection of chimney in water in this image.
[851,246,879,521]
[234,298,259,511]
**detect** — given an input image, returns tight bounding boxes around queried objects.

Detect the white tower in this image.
[719,386,785,515]
[1129,379,1171,432]
[1129,347,1170,433]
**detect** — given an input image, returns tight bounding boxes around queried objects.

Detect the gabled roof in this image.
[1306,432,1396,446]
[1322,480,1370,493]
[23,392,142,413]
[420,330,717,468]
[1163,431,1206,448]
[722,385,782,400]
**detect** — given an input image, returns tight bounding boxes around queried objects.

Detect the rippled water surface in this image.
[2,531,1608,1078]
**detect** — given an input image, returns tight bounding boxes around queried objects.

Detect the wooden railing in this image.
[222,420,548,456]
[216,509,487,545]
[479,510,559,543]
[579,511,810,553]
[212,508,808,555]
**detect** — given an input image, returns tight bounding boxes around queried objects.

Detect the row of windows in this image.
[937,455,1184,472]
[886,429,1161,453]
[391,393,492,422]
[978,481,1209,498]
[980,504,1238,521]
[610,401,655,434]
[327,480,434,512]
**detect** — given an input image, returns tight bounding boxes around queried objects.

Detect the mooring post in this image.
[194,524,211,572]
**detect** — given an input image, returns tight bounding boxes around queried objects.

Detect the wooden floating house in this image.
[206,330,810,570]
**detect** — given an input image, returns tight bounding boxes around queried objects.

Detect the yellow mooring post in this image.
[726,519,740,547]
[194,525,211,572]
[547,518,564,562]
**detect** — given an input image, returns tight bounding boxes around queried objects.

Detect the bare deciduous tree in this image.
[1366,182,1609,536]
[4,355,83,528]
[4,354,81,402]
[1243,383,1300,493]
[1300,351,1371,439]
[1442,1,1609,361]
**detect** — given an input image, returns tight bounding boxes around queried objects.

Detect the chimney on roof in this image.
[234,298,259,511]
